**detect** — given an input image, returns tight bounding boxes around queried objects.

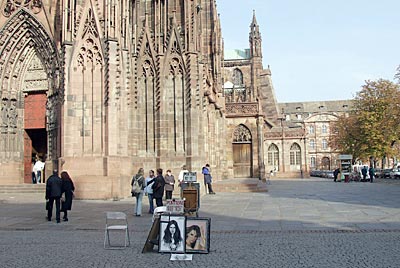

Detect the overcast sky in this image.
[216,0,400,103]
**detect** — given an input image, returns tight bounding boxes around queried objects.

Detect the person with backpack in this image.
[131,168,145,216]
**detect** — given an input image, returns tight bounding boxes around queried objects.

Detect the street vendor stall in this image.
[339,154,352,182]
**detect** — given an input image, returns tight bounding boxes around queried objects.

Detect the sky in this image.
[216,0,400,103]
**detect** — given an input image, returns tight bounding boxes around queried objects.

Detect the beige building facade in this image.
[0,1,351,198]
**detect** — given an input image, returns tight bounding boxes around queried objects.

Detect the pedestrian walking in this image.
[202,164,215,194]
[34,158,45,183]
[60,171,75,222]
[333,168,340,182]
[131,168,145,216]
[369,166,375,183]
[45,169,62,223]
[164,169,175,200]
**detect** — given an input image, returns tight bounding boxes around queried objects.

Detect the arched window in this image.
[232,68,243,86]
[267,144,279,166]
[290,143,301,165]
[321,157,330,170]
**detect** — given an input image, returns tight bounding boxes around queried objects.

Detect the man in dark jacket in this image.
[333,168,340,182]
[361,166,368,181]
[150,168,165,207]
[46,169,62,223]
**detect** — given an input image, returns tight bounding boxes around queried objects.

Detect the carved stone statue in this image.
[1,99,8,127]
[8,100,17,128]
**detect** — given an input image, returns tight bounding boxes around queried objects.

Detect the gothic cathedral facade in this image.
[0,1,309,198]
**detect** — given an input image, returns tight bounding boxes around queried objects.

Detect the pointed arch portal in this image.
[232,124,252,177]
[0,9,60,183]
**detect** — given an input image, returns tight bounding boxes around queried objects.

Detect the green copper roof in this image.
[224,49,250,60]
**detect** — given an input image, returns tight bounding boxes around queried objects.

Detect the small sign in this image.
[166,199,185,214]
[170,254,193,261]
[183,172,197,182]
[339,154,353,160]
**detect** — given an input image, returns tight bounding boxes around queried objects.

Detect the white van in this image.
[352,164,370,180]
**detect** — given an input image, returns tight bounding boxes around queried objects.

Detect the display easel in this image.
[142,217,161,253]
[181,182,200,217]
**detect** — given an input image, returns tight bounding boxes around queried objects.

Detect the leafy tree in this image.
[330,79,400,165]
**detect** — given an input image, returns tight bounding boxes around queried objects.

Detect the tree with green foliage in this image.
[330,79,400,166]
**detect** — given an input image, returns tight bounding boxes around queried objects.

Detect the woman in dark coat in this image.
[61,171,75,221]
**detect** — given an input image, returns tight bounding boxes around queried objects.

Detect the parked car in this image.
[389,168,400,179]
[310,170,322,177]
[374,168,383,178]
[382,169,392,178]
[323,171,334,179]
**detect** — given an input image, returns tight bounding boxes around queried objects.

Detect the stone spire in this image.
[249,10,262,58]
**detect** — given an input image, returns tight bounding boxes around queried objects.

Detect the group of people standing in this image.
[45,170,75,223]
[361,166,375,183]
[333,166,375,183]
[131,168,168,217]
[131,164,215,216]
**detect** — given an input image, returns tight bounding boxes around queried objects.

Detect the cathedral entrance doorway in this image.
[232,125,253,177]
[23,93,48,183]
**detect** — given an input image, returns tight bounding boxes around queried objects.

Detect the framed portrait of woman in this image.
[185,217,211,254]
[159,215,186,253]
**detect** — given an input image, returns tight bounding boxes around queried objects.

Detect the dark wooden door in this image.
[233,143,252,177]
[23,131,32,183]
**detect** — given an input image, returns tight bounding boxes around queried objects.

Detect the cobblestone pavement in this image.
[1,177,400,267]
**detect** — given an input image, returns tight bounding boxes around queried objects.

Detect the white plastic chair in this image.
[152,206,167,223]
[104,212,130,249]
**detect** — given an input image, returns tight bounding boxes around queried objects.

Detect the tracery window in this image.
[232,68,243,86]
[267,144,279,166]
[290,143,301,165]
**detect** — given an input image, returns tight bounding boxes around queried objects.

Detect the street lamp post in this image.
[280,113,285,173]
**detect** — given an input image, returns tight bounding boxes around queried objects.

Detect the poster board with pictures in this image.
[183,172,197,182]
[159,215,186,253]
[185,217,211,254]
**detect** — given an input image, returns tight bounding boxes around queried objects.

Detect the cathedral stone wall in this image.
[0,1,352,196]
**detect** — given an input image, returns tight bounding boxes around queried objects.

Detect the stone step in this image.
[212,178,268,193]
[273,171,307,178]
[0,184,46,194]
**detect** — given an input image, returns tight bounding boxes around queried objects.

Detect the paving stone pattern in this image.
[1,178,400,267]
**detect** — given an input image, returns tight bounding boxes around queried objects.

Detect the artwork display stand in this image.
[142,217,161,253]
[181,182,200,217]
